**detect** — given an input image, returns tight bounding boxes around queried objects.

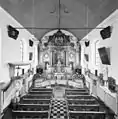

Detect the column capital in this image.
[76,48,79,52]
[0,82,6,90]
[34,40,39,45]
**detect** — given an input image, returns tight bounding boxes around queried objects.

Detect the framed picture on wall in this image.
[98,47,111,65]
[84,54,89,61]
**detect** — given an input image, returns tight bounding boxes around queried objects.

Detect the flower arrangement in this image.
[98,73,104,86]
[108,77,116,93]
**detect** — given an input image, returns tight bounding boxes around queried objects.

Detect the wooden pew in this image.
[12,110,49,119]
[67,99,98,105]
[67,98,95,101]
[68,104,100,111]
[69,111,106,119]
[31,88,53,91]
[24,93,52,97]
[66,88,88,92]
[66,92,89,95]
[29,91,52,94]
[23,94,52,99]
[67,98,96,101]
[20,99,50,104]
[15,104,50,111]
[66,95,95,99]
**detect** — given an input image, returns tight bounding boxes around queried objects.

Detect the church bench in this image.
[66,88,88,92]
[23,94,52,99]
[24,93,52,96]
[66,92,89,95]
[69,111,106,119]
[20,99,51,104]
[14,104,50,111]
[67,99,98,105]
[12,110,49,119]
[68,104,100,111]
[67,98,96,101]
[29,91,52,94]
[31,88,53,91]
[66,95,95,99]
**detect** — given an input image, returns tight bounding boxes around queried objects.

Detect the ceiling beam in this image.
[15,27,105,30]
[58,0,61,29]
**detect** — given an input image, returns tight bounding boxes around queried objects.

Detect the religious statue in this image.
[56,58,62,73]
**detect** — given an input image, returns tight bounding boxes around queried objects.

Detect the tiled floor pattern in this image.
[50,99,68,119]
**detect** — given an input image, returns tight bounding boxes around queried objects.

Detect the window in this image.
[20,39,27,61]
[95,40,100,66]
[29,52,33,60]
[43,53,49,62]
[20,40,24,61]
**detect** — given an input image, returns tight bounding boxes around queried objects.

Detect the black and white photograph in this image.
[0,0,118,119]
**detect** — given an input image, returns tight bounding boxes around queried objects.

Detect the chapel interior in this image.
[0,0,118,119]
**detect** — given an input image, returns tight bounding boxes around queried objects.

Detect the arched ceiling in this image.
[0,0,118,40]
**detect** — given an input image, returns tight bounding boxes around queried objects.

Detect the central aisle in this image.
[53,86,65,99]
[50,86,68,119]
[50,99,68,119]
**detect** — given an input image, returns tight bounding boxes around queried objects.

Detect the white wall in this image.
[80,10,118,114]
[81,9,118,84]
[0,28,2,77]
[0,7,38,83]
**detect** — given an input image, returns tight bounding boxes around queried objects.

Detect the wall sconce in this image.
[62,4,70,13]
[50,5,56,13]
[50,3,70,14]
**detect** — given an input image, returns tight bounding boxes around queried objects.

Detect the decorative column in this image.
[50,48,52,66]
[66,46,69,66]
[51,50,53,66]
[76,48,79,66]
[64,50,66,66]
[0,84,1,119]
[52,50,54,66]
[116,85,118,117]
[34,40,39,72]
[0,82,6,119]
[38,44,40,65]
[38,40,45,65]
[79,44,81,67]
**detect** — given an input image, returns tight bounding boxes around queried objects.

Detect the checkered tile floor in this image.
[50,99,68,119]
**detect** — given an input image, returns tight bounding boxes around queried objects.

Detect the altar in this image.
[54,72,65,80]
[54,56,66,80]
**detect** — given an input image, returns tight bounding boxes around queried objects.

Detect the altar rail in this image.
[34,78,84,88]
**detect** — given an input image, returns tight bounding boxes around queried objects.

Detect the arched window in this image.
[95,40,100,66]
[20,40,24,61]
[20,38,27,62]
